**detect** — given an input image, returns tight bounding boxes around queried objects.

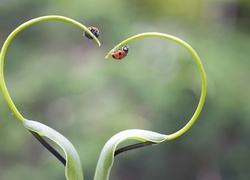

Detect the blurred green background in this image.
[1,0,250,179]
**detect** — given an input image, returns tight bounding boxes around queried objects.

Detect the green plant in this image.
[0,15,206,180]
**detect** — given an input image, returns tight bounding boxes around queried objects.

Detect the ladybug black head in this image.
[122,45,129,53]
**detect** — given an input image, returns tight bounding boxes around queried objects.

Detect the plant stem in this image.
[106,32,207,141]
[0,15,100,123]
[0,16,101,171]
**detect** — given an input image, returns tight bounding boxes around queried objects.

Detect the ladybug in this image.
[84,26,101,40]
[111,45,129,60]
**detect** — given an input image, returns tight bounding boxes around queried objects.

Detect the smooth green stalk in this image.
[0,15,101,123]
[0,15,101,180]
[106,32,207,141]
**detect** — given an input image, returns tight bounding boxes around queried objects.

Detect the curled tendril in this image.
[0,15,101,180]
[94,33,206,180]
[0,15,101,123]
[106,32,207,141]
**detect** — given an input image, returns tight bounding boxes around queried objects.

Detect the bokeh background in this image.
[1,0,250,179]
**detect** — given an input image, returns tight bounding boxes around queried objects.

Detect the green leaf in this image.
[94,129,168,180]
[23,119,83,180]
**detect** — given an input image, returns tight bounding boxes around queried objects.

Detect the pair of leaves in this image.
[24,119,168,180]
[0,15,206,180]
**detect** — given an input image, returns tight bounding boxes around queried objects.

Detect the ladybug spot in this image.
[118,52,122,55]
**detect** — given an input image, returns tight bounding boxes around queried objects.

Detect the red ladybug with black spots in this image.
[111,45,129,60]
[84,26,101,40]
